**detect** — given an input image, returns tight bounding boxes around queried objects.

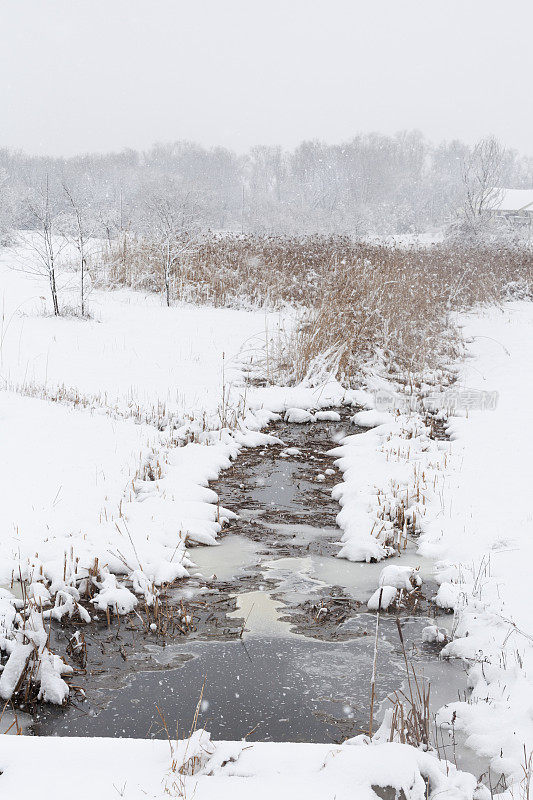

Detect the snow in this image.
[330,414,442,563]
[0,732,483,800]
[326,301,533,791]
[366,566,422,611]
[379,564,421,591]
[0,239,282,585]
[315,409,341,421]
[0,242,285,702]
[0,597,73,704]
[367,584,397,610]
[2,231,533,795]
[418,302,533,784]
[351,409,394,428]
[284,407,315,423]
[0,240,355,705]
[422,624,448,644]
[0,390,157,582]
[91,573,138,614]
[0,237,275,421]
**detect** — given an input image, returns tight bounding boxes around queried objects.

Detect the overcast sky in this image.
[1,0,532,158]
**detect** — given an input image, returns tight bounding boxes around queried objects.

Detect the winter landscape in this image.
[1,3,533,799]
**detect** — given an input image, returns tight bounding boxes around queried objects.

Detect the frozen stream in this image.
[33,410,486,778]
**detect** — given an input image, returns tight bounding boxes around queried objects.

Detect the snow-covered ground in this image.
[0,241,286,704]
[0,730,480,800]
[1,231,533,798]
[0,238,287,576]
[0,238,277,418]
[0,391,158,582]
[329,301,533,792]
[421,302,533,787]
[0,240,350,707]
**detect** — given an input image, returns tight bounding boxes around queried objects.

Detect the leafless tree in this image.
[461,137,506,233]
[0,168,15,243]
[61,184,95,316]
[144,187,198,306]
[23,175,63,315]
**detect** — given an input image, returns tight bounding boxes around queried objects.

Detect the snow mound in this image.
[284,407,315,423]
[351,409,393,428]
[315,410,341,422]
[379,564,422,590]
[368,585,397,610]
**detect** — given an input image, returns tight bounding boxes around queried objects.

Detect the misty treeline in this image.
[2,131,533,241]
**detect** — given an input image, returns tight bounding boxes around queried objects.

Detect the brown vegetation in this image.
[100,233,532,381]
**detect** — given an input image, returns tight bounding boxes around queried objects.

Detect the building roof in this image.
[488,188,533,213]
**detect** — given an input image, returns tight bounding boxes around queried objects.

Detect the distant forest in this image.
[1,131,533,238]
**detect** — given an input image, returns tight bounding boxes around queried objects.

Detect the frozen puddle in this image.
[189,534,263,581]
[256,519,339,545]
[0,708,32,735]
[227,589,303,637]
[263,539,438,603]
[250,461,301,508]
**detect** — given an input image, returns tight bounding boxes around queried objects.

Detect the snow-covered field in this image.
[0,391,157,580]
[0,239,289,576]
[1,233,533,798]
[0,248,352,576]
[0,241,287,704]
[0,238,276,417]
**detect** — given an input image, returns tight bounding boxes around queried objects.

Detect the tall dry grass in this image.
[100,233,532,381]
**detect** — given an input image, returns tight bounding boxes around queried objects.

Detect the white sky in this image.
[1,0,532,157]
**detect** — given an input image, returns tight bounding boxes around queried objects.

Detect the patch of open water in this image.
[34,622,462,747]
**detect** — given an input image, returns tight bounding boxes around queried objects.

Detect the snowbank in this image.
[0,732,482,800]
[330,413,447,563]
[419,302,533,786]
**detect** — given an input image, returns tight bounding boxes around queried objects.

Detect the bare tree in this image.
[23,175,63,315]
[144,187,198,306]
[0,167,15,243]
[61,184,95,316]
[461,136,506,233]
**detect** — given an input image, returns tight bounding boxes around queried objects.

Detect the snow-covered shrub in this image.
[0,592,72,705]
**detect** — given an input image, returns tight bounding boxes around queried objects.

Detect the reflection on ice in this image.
[188,534,263,581]
[227,589,303,638]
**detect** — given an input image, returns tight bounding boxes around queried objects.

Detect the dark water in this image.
[34,615,460,743]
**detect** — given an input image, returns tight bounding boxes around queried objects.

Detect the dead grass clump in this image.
[276,243,532,382]
[137,597,196,637]
[158,679,210,798]
[387,620,431,749]
[98,233,532,381]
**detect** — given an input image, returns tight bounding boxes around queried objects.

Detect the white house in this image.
[487,188,533,221]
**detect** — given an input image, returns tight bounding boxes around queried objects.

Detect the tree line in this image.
[1,131,532,243]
